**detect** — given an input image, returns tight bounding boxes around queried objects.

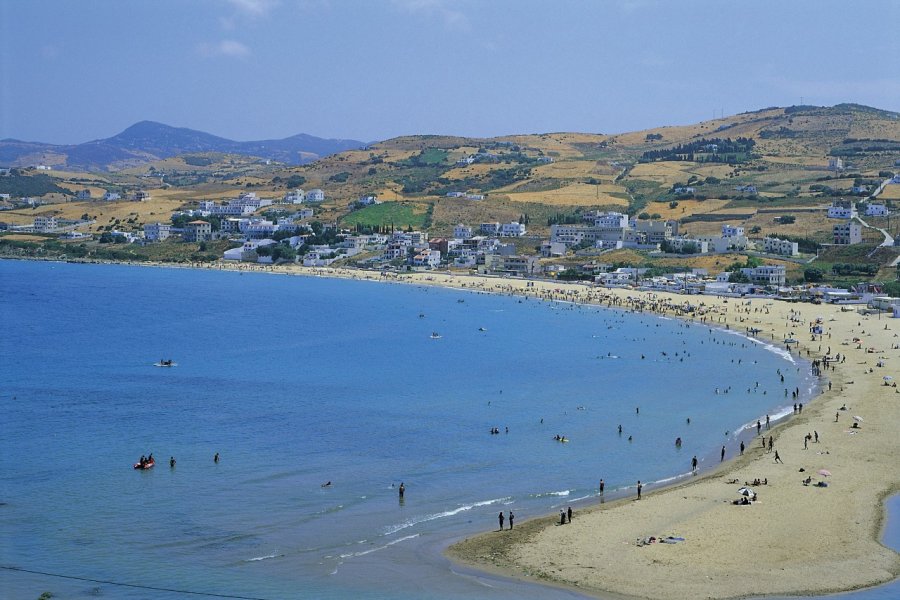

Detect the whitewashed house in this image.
[144,222,171,241]
[284,189,305,204]
[453,224,472,239]
[76,189,92,200]
[103,191,121,201]
[500,222,526,237]
[827,200,856,219]
[34,216,58,232]
[763,237,799,256]
[866,204,889,217]
[306,189,325,202]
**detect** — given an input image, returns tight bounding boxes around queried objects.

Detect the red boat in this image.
[134,458,155,470]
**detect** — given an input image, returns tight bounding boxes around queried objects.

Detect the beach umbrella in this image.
[853,416,864,422]
[883,376,893,381]
[818,469,831,477]
[737,486,755,497]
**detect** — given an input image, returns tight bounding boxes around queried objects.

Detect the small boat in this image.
[430,332,442,339]
[478,327,487,332]
[154,360,176,367]
[134,459,155,470]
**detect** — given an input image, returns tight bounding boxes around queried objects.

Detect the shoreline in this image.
[6,256,900,598]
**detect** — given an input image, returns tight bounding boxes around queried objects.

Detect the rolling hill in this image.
[0,121,366,171]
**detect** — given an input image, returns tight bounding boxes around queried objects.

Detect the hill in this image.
[3,103,900,285]
[0,121,366,171]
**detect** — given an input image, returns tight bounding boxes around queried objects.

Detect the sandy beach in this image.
[19,257,900,598]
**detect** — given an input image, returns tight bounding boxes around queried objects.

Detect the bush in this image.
[285,175,307,188]
[804,267,824,282]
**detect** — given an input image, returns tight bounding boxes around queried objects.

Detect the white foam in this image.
[245,553,280,562]
[338,534,419,559]
[383,497,510,536]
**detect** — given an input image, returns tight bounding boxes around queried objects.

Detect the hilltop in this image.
[0,121,366,171]
[2,103,900,285]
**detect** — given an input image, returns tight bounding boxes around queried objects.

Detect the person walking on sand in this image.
[740,441,744,455]
[498,511,504,530]
[774,450,783,464]
[560,509,566,525]
[567,506,573,523]
[508,511,514,530]
[636,480,643,500]
[691,455,698,474]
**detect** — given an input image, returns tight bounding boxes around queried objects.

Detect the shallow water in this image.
[1,260,823,599]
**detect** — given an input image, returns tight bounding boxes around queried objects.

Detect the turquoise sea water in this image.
[5,259,891,600]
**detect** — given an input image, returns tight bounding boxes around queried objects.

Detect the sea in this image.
[1,259,895,600]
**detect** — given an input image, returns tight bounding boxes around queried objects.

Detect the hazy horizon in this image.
[2,0,898,145]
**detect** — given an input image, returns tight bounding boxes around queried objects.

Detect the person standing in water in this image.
[398,482,405,499]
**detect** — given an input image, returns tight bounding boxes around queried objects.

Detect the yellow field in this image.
[529,160,606,180]
[0,196,186,228]
[762,154,828,166]
[1,234,49,242]
[879,184,900,200]
[441,163,502,181]
[504,182,628,207]
[645,199,731,220]
[628,161,733,186]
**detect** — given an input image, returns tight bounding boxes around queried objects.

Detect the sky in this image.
[1,0,898,145]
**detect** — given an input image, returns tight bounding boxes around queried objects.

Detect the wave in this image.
[244,552,282,562]
[383,497,510,536]
[338,534,419,559]
[530,489,570,499]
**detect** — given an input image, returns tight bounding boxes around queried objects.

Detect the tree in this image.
[804,267,824,282]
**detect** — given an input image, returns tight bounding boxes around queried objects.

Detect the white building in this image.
[866,204,889,217]
[763,237,799,256]
[740,265,786,287]
[76,189,92,200]
[284,189,305,204]
[306,189,325,202]
[465,193,485,200]
[833,220,862,245]
[500,222,526,237]
[721,224,744,238]
[667,237,708,254]
[695,234,749,253]
[131,190,151,202]
[828,157,844,171]
[446,191,465,198]
[453,224,472,239]
[593,212,629,228]
[297,207,314,219]
[34,215,58,232]
[355,195,380,207]
[480,222,501,236]
[144,222,172,242]
[411,249,441,268]
[103,191,121,201]
[828,200,856,219]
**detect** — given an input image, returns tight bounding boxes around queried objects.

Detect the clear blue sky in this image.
[2,0,898,144]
